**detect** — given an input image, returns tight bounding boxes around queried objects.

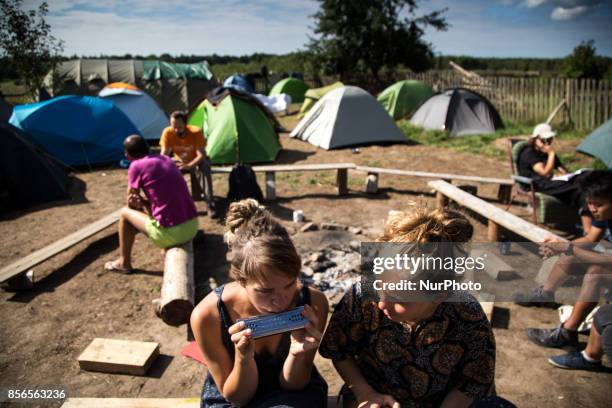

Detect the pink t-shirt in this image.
[128,154,197,228]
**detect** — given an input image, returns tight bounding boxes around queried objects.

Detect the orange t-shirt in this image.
[160,125,206,163]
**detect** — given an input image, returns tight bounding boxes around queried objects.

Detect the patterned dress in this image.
[319,283,495,407]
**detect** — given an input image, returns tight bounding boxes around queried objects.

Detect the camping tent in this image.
[377,80,433,120]
[99,83,168,141]
[223,75,255,94]
[9,95,140,166]
[0,121,69,212]
[269,78,309,103]
[188,87,281,164]
[577,118,612,168]
[290,86,406,150]
[410,88,503,136]
[45,59,217,114]
[298,81,344,118]
[1,96,13,122]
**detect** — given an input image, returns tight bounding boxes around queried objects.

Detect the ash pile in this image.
[300,240,361,306]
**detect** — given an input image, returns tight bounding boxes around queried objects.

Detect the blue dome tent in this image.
[9,95,140,167]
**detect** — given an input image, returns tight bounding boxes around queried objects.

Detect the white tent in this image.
[99,85,168,140]
[290,86,406,149]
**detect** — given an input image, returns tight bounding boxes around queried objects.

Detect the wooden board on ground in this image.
[0,209,121,283]
[480,301,495,322]
[470,249,517,281]
[474,292,496,322]
[78,338,159,376]
[62,398,199,408]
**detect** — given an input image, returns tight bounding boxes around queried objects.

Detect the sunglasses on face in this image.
[540,138,553,145]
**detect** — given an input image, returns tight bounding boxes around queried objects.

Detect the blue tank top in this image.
[200,284,316,407]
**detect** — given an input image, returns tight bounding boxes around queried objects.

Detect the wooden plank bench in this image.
[428,180,565,242]
[356,166,514,203]
[212,163,356,200]
[62,398,200,407]
[62,396,342,407]
[0,209,121,286]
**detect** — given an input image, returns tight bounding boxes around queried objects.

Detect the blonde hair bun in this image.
[378,207,473,243]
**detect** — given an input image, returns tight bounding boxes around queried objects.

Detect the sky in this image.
[25,0,612,58]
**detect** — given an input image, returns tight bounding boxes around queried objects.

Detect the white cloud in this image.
[40,1,319,56]
[520,0,601,20]
[551,5,590,19]
[523,0,548,7]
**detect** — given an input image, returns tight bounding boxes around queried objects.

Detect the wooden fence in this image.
[405,70,611,131]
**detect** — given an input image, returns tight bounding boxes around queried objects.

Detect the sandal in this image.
[104,260,133,275]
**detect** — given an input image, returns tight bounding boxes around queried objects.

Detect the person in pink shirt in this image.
[104,135,198,273]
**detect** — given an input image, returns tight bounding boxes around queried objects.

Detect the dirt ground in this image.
[1,111,610,408]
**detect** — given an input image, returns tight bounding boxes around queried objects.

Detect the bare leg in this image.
[563,265,607,330]
[584,322,604,361]
[114,207,149,269]
[543,255,580,293]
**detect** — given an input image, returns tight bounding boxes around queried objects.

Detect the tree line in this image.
[2,0,611,98]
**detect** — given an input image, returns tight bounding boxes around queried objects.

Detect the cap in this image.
[531,123,556,139]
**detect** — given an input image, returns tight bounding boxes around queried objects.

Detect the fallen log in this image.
[153,241,195,326]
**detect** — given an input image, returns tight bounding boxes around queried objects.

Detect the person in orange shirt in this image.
[160,111,216,216]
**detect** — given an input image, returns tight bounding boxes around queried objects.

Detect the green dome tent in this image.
[377,80,434,120]
[269,78,309,103]
[577,118,612,168]
[298,81,344,118]
[188,88,281,164]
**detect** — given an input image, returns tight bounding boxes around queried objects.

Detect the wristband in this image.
[565,243,574,256]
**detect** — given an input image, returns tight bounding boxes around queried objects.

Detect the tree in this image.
[562,40,606,79]
[307,0,447,87]
[0,0,64,98]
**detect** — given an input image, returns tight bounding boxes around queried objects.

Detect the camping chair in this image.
[506,138,580,225]
[506,138,538,224]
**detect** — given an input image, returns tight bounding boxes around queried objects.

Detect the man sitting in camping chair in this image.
[160,111,216,217]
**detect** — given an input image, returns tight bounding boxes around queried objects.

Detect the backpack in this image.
[227,164,264,202]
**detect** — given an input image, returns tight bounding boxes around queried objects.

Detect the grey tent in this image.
[290,86,406,149]
[45,59,218,114]
[410,88,503,136]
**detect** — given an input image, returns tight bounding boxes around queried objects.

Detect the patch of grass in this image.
[397,118,588,162]
[363,159,383,168]
[398,120,507,160]
[277,172,302,189]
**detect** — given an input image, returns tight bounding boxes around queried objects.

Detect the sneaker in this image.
[548,351,604,372]
[526,324,578,349]
[514,286,557,308]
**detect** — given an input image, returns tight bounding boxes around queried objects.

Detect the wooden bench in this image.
[62,396,341,407]
[0,209,121,287]
[61,398,200,407]
[212,163,356,200]
[428,180,565,242]
[356,166,514,203]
